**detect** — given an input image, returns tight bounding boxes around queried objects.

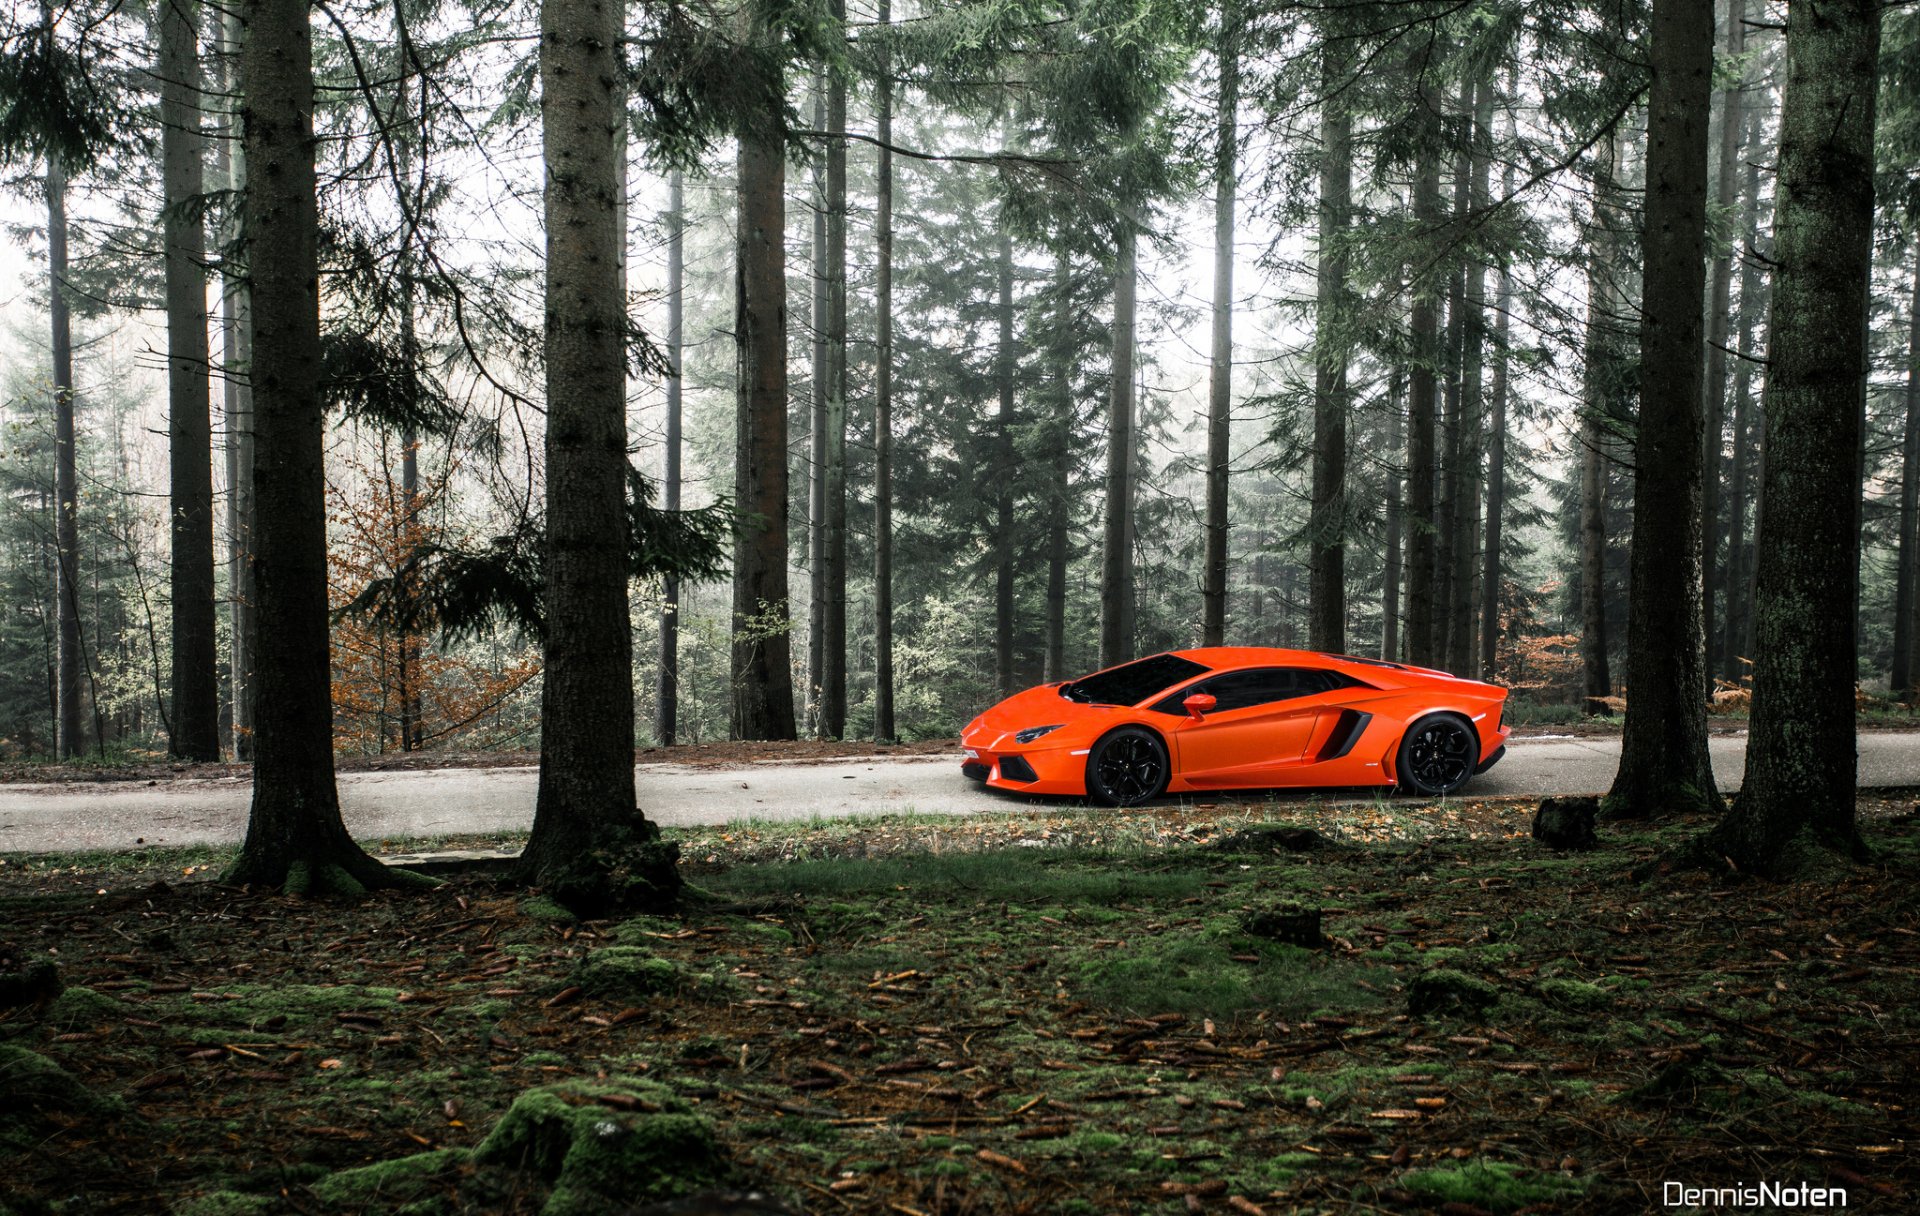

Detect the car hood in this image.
[962,683,1133,745]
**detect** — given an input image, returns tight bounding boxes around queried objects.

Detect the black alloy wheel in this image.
[1086,727,1169,807]
[1397,714,1478,796]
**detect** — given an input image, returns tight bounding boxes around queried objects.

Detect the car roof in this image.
[1167,646,1411,672]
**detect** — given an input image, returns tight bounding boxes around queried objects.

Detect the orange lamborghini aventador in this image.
[959,647,1509,805]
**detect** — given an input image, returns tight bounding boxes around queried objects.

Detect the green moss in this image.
[171,1193,280,1216]
[310,1147,470,1208]
[1535,978,1612,1011]
[42,985,125,1031]
[520,1051,569,1068]
[168,983,403,1031]
[521,895,577,924]
[569,947,685,1000]
[1399,1162,1584,1213]
[474,1078,727,1215]
[1407,968,1500,1019]
[0,1045,120,1152]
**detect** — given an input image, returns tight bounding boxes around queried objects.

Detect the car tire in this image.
[1395,713,1479,797]
[1085,727,1169,807]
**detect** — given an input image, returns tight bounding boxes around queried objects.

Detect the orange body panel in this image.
[959,647,1510,800]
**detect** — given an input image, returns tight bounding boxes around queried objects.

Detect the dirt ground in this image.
[2,798,1916,1215]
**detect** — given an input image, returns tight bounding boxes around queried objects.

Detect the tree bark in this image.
[1405,64,1442,671]
[1580,131,1622,712]
[1308,28,1349,654]
[1894,244,1920,698]
[805,75,827,733]
[1202,7,1238,648]
[1722,78,1767,683]
[213,1,255,760]
[1099,226,1137,668]
[1608,0,1721,820]
[1044,254,1071,682]
[1701,0,1746,678]
[161,0,219,762]
[820,34,848,739]
[657,170,684,745]
[1708,0,1880,873]
[514,0,676,910]
[226,0,398,892]
[1481,139,1511,681]
[46,147,82,759]
[1450,81,1490,679]
[1383,366,1404,661]
[995,217,1017,696]
[730,40,798,741]
[872,1,895,741]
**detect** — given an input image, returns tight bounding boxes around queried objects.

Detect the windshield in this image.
[1061,654,1210,707]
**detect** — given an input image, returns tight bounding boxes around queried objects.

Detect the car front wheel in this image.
[1396,714,1478,797]
[1085,727,1169,807]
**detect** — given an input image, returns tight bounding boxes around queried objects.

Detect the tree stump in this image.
[1239,902,1324,949]
[1531,796,1599,851]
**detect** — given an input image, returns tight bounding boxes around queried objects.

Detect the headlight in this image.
[1014,724,1063,744]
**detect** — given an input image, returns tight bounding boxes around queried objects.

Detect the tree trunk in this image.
[1608,0,1720,820]
[1308,29,1349,654]
[1202,8,1238,648]
[46,148,83,759]
[1722,83,1767,683]
[730,51,798,742]
[820,35,848,739]
[995,218,1017,696]
[1405,106,1441,671]
[1701,0,1746,678]
[1580,132,1621,712]
[226,0,398,893]
[1708,0,1880,873]
[213,2,255,761]
[1434,108,1468,668]
[1383,365,1404,661]
[872,3,895,741]
[1894,246,1920,698]
[1450,81,1490,679]
[162,0,219,762]
[805,75,827,733]
[515,0,677,911]
[1099,227,1137,668]
[1044,253,1070,682]
[657,170,684,745]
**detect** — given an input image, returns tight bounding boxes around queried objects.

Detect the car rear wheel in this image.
[1396,714,1478,797]
[1086,727,1169,807]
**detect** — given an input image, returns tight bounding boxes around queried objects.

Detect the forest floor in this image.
[2,796,1916,1215]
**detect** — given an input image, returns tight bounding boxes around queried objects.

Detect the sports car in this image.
[960,647,1509,805]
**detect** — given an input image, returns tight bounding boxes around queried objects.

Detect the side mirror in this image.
[1183,693,1217,720]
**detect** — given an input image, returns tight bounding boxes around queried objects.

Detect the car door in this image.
[1163,668,1330,788]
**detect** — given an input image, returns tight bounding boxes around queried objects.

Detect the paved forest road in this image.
[4,732,1919,855]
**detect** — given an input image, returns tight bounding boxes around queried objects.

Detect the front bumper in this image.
[959,741,1087,796]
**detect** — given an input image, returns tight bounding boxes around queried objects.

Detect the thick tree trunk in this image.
[1308,31,1349,654]
[162,0,219,762]
[226,0,397,893]
[213,3,255,761]
[1405,121,1441,670]
[1383,366,1404,661]
[1099,227,1137,668]
[516,0,676,911]
[819,39,848,739]
[1202,10,1238,648]
[1709,0,1880,873]
[47,149,82,759]
[1608,0,1720,819]
[872,5,895,741]
[1580,132,1622,712]
[657,170,684,745]
[1895,248,1920,698]
[731,65,798,741]
[1481,257,1510,679]
[1700,0,1746,677]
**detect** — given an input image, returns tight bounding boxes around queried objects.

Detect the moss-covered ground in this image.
[1,796,1916,1213]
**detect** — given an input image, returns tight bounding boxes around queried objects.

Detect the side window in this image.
[1149,667,1360,715]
